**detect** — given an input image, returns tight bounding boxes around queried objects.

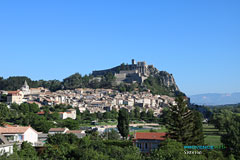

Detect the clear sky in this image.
[0,0,240,95]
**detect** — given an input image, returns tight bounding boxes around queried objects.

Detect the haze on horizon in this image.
[0,0,240,96]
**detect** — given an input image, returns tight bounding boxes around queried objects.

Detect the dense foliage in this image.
[41,134,141,160]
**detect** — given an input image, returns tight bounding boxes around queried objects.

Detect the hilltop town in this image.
[0,59,182,118]
[1,80,176,117]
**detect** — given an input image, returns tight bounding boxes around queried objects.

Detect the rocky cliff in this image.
[147,65,179,92]
[157,71,179,91]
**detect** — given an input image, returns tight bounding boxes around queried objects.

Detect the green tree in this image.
[221,114,240,159]
[47,133,79,145]
[17,142,39,160]
[103,129,121,140]
[58,118,79,130]
[63,73,83,89]
[31,115,55,133]
[0,103,10,125]
[166,96,194,145]
[117,108,129,139]
[140,110,147,121]
[212,109,233,132]
[134,107,140,120]
[147,109,155,122]
[192,111,204,145]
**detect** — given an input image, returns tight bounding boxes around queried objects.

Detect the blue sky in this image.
[0,0,240,95]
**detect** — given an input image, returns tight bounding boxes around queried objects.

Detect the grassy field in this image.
[203,124,222,146]
[129,125,167,135]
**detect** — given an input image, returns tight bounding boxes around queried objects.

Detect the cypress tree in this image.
[117,108,129,139]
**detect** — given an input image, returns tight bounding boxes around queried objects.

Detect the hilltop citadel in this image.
[93,59,156,84]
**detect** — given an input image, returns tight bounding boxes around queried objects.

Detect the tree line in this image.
[0,70,185,96]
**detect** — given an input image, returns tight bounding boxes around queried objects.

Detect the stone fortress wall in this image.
[92,59,154,84]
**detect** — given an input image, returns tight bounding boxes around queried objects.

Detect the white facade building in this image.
[59,109,76,119]
[0,126,38,146]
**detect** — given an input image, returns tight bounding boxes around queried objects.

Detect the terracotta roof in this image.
[37,111,45,115]
[134,132,166,141]
[37,111,53,115]
[49,128,67,132]
[66,130,83,134]
[0,126,30,134]
[7,91,21,95]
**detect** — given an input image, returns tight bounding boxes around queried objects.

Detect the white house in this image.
[0,134,13,156]
[59,109,76,119]
[0,126,38,146]
[7,91,24,105]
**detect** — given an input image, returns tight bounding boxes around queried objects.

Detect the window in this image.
[19,135,23,140]
[137,143,142,149]
[145,143,148,149]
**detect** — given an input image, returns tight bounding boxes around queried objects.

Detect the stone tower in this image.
[21,80,30,95]
[132,59,136,65]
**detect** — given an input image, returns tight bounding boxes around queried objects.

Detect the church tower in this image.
[21,80,30,95]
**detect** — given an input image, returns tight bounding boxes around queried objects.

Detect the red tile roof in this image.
[37,111,53,115]
[134,132,166,141]
[7,91,22,95]
[49,128,67,132]
[0,126,30,134]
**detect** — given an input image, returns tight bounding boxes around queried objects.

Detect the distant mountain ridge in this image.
[190,92,240,106]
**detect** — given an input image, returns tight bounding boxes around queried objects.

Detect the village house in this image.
[133,132,166,153]
[7,91,24,105]
[0,125,38,146]
[59,109,76,119]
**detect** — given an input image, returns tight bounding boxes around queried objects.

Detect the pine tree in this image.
[117,108,129,139]
[166,96,194,145]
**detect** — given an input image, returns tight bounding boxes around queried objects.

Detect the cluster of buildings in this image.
[0,124,86,156]
[0,123,166,155]
[0,80,176,117]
